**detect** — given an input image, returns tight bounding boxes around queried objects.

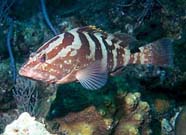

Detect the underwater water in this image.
[0,0,186,135]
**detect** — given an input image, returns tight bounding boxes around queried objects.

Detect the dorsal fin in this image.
[114,33,136,41]
[113,33,144,51]
[77,26,107,36]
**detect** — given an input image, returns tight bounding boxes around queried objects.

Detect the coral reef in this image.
[115,63,186,97]
[0,60,17,134]
[152,96,174,117]
[160,107,181,135]
[0,60,14,91]
[0,0,186,135]
[3,112,54,135]
[13,76,39,116]
[154,98,170,115]
[175,106,186,135]
[52,106,112,135]
[46,92,151,135]
[114,92,151,135]
[36,83,58,119]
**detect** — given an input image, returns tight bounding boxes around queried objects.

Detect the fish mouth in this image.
[19,67,31,77]
[19,67,40,79]
[19,67,57,83]
[45,78,57,84]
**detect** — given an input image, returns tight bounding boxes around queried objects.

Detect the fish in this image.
[19,26,173,90]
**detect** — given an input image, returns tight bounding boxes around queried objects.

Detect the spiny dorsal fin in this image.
[77,26,107,36]
[113,33,143,50]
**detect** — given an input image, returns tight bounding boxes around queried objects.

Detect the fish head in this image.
[19,33,87,84]
[19,27,109,90]
[19,51,84,84]
[19,52,59,83]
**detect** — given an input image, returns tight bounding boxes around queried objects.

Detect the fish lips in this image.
[19,67,57,84]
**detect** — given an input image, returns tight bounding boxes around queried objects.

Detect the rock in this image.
[3,112,55,135]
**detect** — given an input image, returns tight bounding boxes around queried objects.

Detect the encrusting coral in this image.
[114,92,151,135]
[46,92,151,135]
[52,106,112,135]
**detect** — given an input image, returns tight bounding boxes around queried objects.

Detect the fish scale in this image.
[19,26,173,90]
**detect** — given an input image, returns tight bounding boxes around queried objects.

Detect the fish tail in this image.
[138,38,174,66]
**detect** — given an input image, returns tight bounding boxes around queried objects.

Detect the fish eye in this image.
[40,53,47,63]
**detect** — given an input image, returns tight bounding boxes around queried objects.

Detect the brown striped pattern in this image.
[47,32,74,59]
[101,36,114,71]
[140,46,153,64]
[36,36,60,53]
[129,54,134,64]
[135,53,141,64]
[116,48,125,67]
[76,31,91,63]
[88,33,103,60]
[77,26,108,37]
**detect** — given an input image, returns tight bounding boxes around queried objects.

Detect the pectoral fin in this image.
[76,61,108,90]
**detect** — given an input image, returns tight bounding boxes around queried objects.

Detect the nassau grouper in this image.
[19,26,173,90]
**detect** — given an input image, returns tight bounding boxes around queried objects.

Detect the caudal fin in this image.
[138,38,174,66]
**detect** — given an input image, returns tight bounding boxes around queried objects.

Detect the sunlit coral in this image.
[114,92,151,135]
[47,92,151,135]
[54,106,112,135]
